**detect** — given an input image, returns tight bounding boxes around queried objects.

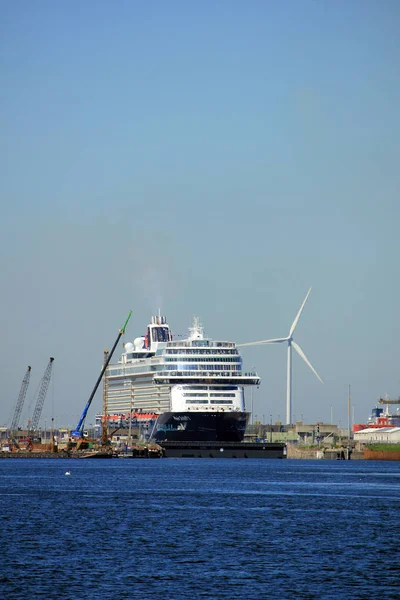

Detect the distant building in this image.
[354,427,400,444]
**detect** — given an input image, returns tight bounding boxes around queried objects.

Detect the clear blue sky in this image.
[1,0,399,429]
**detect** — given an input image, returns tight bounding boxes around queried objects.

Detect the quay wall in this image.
[286,445,319,459]
[0,452,71,459]
[286,444,364,460]
[364,449,400,461]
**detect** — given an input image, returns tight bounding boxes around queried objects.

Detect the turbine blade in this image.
[237,338,287,347]
[289,287,312,337]
[292,341,323,383]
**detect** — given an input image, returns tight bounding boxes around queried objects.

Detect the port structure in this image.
[102,349,109,447]
[378,397,400,405]
[10,366,32,443]
[71,311,132,438]
[28,358,54,433]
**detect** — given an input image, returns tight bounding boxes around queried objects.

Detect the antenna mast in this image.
[348,384,351,441]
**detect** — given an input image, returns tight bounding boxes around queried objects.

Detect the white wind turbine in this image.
[238,288,323,425]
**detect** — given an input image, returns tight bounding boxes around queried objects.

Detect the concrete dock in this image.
[158,441,287,458]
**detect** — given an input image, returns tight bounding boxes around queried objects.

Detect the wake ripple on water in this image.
[0,459,399,600]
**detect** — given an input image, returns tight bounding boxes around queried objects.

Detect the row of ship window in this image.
[166,349,238,355]
[183,385,238,391]
[108,373,153,381]
[109,370,249,380]
[158,372,245,378]
[109,366,165,377]
[165,356,241,363]
[109,362,241,376]
[185,399,233,404]
[168,342,235,348]
[166,364,240,371]
[182,393,236,398]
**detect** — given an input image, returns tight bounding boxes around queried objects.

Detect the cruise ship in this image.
[103,314,260,442]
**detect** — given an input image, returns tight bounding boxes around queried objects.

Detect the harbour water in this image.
[0,459,399,599]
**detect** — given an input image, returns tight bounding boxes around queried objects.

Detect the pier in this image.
[158,441,287,458]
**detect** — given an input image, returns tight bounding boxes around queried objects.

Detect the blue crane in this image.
[71,311,132,438]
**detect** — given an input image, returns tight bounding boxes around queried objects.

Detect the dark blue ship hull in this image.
[152,411,250,443]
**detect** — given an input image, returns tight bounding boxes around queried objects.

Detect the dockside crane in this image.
[28,358,55,433]
[378,397,400,405]
[102,349,110,447]
[71,311,132,439]
[10,366,32,441]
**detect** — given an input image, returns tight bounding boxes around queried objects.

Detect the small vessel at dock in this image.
[353,398,400,432]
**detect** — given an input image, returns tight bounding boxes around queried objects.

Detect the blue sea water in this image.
[0,458,399,600]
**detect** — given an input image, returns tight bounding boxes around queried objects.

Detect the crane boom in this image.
[102,350,110,447]
[29,358,54,431]
[378,397,400,405]
[10,366,31,434]
[71,311,132,438]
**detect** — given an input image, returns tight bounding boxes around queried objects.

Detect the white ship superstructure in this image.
[104,314,260,441]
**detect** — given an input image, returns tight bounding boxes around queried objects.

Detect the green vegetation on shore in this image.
[366,444,400,452]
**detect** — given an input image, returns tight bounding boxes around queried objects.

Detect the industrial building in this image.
[353,427,400,444]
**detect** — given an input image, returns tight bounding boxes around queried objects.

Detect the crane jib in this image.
[71,311,132,438]
[29,358,54,433]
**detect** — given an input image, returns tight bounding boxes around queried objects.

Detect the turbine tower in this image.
[238,288,323,425]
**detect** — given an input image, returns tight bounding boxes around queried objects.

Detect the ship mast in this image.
[188,317,204,340]
[102,350,109,447]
